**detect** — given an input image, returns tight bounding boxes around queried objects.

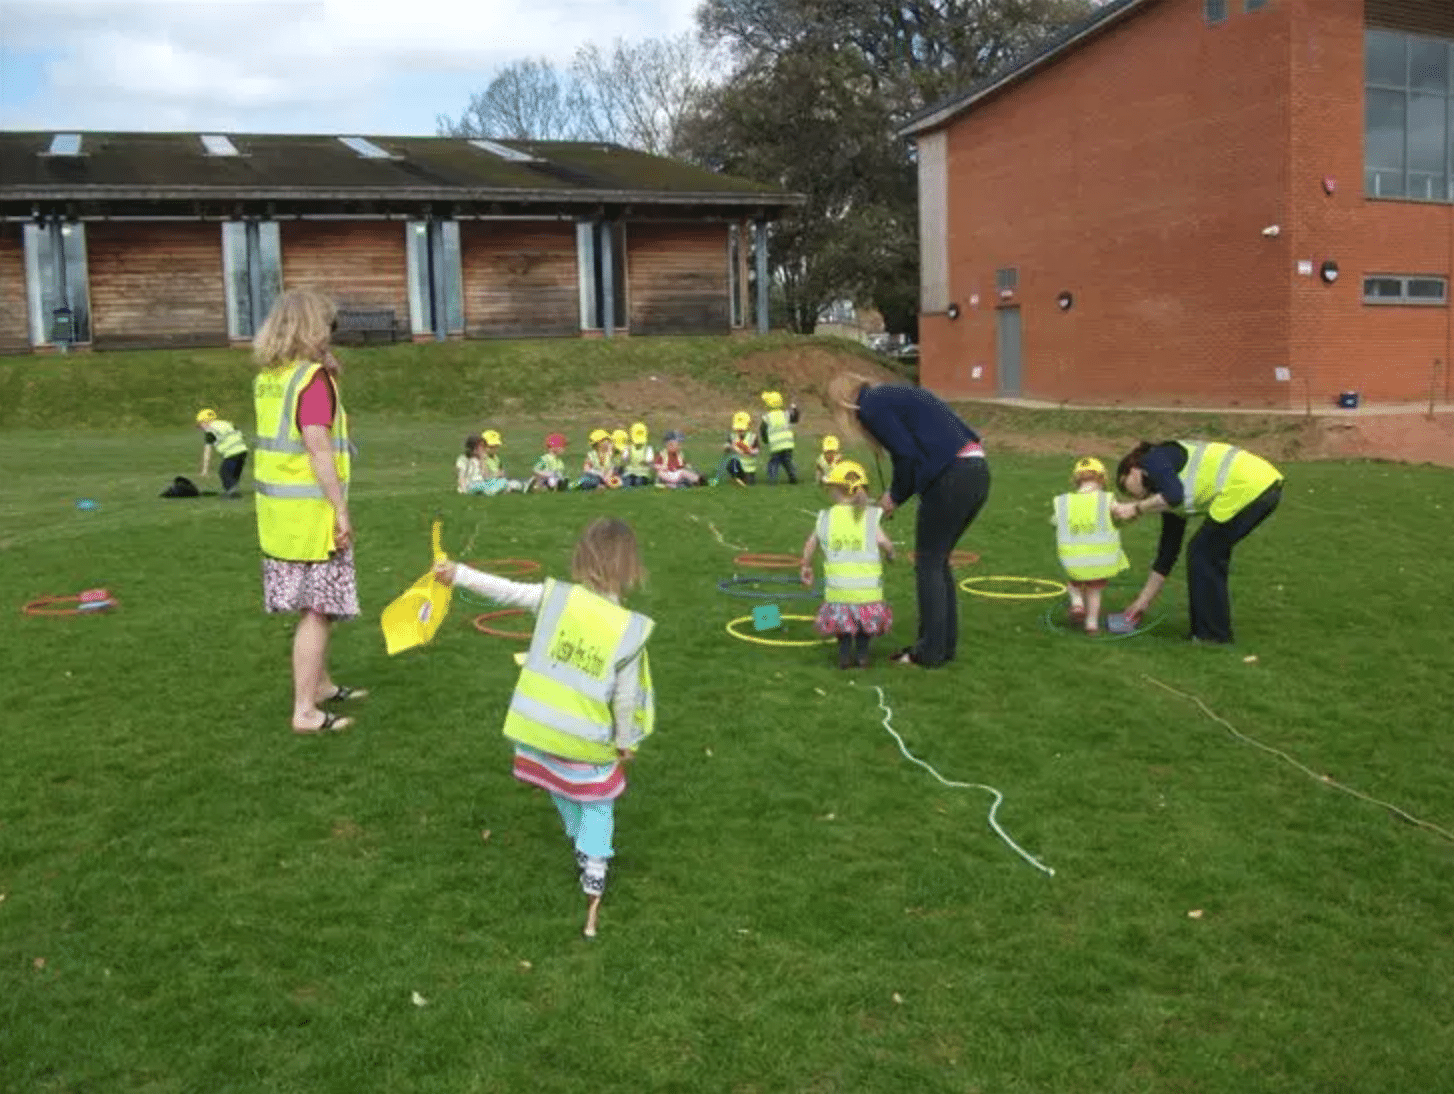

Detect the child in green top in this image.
[531,433,570,492]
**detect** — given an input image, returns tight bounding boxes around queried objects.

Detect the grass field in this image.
[2,343,1453,1093]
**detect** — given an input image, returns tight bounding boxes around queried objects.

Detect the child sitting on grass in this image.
[723,410,759,486]
[433,517,655,939]
[1051,456,1130,636]
[577,429,616,491]
[654,430,704,487]
[800,459,895,668]
[530,433,570,492]
[621,423,655,487]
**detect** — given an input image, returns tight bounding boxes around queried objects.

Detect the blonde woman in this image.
[826,372,990,668]
[252,289,366,734]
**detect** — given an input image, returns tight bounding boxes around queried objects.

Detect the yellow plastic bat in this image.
[381,520,453,656]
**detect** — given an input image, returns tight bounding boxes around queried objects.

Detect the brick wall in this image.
[923,0,1454,408]
[88,222,228,348]
[0,225,28,352]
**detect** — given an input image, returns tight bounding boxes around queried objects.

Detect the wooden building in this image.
[0,132,800,353]
[902,0,1454,409]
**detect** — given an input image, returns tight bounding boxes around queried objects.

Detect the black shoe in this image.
[888,647,917,665]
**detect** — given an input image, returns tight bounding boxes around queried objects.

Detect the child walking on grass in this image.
[433,517,655,939]
[1052,456,1130,635]
[800,459,895,669]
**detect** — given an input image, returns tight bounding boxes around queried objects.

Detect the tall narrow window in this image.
[23,221,91,346]
[405,220,464,337]
[576,220,627,331]
[222,221,282,339]
[1204,0,1228,25]
[1365,30,1454,202]
[728,224,744,328]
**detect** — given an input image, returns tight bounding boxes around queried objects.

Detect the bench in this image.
[333,307,398,344]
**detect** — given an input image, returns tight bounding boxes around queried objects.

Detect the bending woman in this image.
[1111,440,1283,644]
[826,373,989,668]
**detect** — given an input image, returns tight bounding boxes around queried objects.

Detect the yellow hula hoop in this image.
[725,614,836,647]
[959,575,1068,600]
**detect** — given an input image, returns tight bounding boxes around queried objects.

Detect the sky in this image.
[0,0,703,135]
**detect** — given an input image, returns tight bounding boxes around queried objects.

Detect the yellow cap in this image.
[611,429,629,448]
[823,459,869,491]
[589,428,610,445]
[482,430,502,447]
[1073,456,1106,479]
[630,422,648,444]
[196,408,217,424]
[821,434,840,453]
[761,390,784,409]
[732,410,751,431]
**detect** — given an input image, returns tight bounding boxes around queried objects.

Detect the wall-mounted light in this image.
[1319,260,1339,284]
[946,302,960,320]
[1056,291,1074,312]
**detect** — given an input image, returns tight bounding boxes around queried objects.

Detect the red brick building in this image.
[902,0,1454,408]
[0,133,796,353]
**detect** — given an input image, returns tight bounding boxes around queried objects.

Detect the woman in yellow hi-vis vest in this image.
[253,289,366,735]
[1111,440,1283,644]
[433,517,655,939]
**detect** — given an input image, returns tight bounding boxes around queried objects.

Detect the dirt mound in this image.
[723,345,902,398]
[1297,414,1453,467]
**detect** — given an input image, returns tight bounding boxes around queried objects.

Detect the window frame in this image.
[1204,0,1228,25]
[1361,274,1449,305]
[576,220,628,332]
[23,221,91,346]
[405,220,465,337]
[221,221,283,340]
[1364,30,1454,203]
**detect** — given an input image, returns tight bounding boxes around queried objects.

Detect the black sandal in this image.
[322,685,368,703]
[293,711,353,735]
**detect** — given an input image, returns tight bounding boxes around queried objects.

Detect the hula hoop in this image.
[958,575,1067,600]
[1040,602,1167,641]
[908,550,981,567]
[717,575,822,601]
[464,558,542,578]
[725,614,835,647]
[22,592,119,617]
[732,553,802,570]
[471,610,533,640]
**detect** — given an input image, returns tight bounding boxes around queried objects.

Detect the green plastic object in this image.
[752,604,782,631]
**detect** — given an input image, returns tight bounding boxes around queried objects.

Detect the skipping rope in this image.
[863,684,1054,877]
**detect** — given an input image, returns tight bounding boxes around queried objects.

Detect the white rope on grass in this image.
[1144,675,1454,845]
[866,684,1055,876]
[687,514,749,552]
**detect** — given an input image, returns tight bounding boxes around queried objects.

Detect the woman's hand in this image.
[1111,501,1140,523]
[433,560,458,586]
[332,511,353,551]
[877,491,896,517]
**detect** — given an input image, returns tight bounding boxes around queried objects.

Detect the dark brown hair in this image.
[1116,441,1156,489]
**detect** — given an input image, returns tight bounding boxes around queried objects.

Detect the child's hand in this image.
[616,747,635,763]
[1111,501,1139,522]
[799,562,814,586]
[433,560,458,586]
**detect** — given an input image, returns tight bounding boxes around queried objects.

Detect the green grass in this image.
[2,355,1453,1092]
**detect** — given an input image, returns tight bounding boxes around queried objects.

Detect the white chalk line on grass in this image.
[687,513,749,552]
[865,684,1055,877]
[1143,675,1454,845]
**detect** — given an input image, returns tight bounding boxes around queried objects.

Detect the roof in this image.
[898,0,1160,138]
[0,132,801,218]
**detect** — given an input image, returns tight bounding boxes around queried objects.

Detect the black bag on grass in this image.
[161,476,201,498]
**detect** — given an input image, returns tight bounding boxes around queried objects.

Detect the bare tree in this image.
[437,58,578,141]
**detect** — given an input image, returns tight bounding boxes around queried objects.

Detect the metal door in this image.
[996,307,1022,397]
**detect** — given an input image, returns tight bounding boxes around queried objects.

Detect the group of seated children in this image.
[456,424,708,494]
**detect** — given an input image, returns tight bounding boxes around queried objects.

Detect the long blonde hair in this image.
[825,371,882,454]
[571,517,646,599]
[253,288,336,369]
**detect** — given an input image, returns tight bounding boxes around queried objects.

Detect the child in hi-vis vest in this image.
[800,460,895,669]
[195,408,249,498]
[434,517,654,939]
[1052,456,1130,635]
[722,410,759,485]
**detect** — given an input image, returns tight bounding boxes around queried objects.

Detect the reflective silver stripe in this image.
[1056,493,1119,546]
[1180,442,1239,515]
[1212,446,1239,495]
[272,365,313,446]
[254,437,308,454]
[254,481,327,499]
[825,574,881,589]
[508,690,612,744]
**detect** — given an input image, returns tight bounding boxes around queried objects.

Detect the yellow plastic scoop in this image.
[381,520,454,656]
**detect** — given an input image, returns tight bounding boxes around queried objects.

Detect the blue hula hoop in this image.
[718,574,822,601]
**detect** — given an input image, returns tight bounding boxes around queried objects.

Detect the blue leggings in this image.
[551,795,615,859]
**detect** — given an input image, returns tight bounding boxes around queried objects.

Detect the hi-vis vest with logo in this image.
[1054,491,1129,582]
[625,444,654,477]
[730,432,758,473]
[207,419,248,458]
[253,362,350,561]
[763,409,795,453]
[817,505,883,604]
[1175,440,1282,523]
[504,579,656,764]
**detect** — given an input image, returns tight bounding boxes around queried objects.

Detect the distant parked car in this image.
[893,342,918,360]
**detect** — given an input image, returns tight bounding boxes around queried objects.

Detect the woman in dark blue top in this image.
[827,373,990,667]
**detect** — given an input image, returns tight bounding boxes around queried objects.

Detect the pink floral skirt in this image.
[814,600,893,637]
[262,548,360,620]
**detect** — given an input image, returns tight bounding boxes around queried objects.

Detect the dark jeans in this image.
[912,457,991,666]
[623,474,652,487]
[766,450,798,484]
[1186,483,1282,643]
[219,452,248,494]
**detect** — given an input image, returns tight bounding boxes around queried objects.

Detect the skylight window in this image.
[200,134,239,156]
[48,133,82,156]
[469,138,541,163]
[339,136,393,159]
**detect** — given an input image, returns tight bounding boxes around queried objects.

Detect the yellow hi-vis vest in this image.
[763,408,795,453]
[817,505,884,604]
[1054,490,1130,582]
[503,579,656,764]
[252,362,350,561]
[625,444,654,477]
[207,419,248,458]
[1176,440,1282,523]
[730,432,758,473]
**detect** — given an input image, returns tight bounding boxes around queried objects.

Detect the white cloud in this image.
[0,0,704,132]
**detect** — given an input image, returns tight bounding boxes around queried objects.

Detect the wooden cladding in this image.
[1366,0,1454,37]
[87,223,227,348]
[0,227,27,351]
[627,223,731,335]
[460,222,579,336]
[282,222,409,331]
